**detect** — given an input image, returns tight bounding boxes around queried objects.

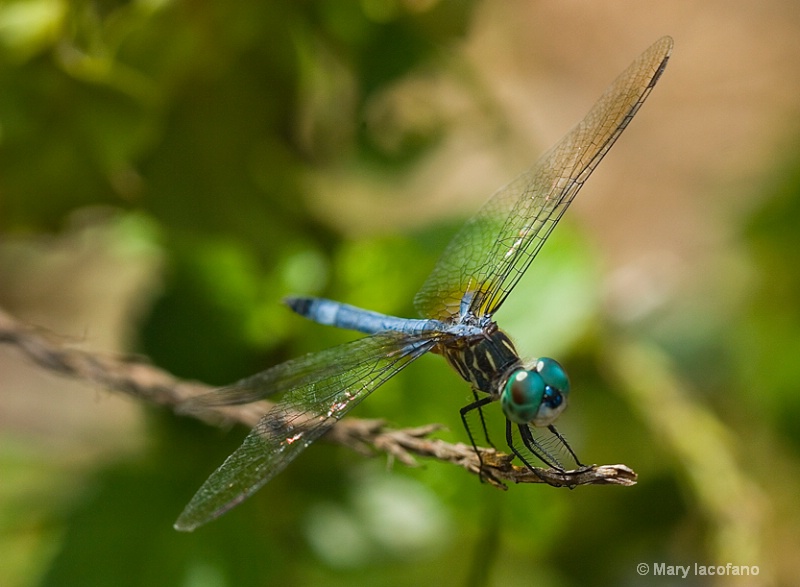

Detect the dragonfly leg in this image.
[460,395,499,483]
[505,422,554,484]
[547,424,583,467]
[472,389,496,449]
[510,423,576,488]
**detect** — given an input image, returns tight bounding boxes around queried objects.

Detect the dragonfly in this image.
[174,36,673,532]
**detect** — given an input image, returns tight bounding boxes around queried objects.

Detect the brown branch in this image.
[0,306,636,488]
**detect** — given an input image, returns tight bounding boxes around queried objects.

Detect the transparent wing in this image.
[174,331,441,532]
[414,36,673,320]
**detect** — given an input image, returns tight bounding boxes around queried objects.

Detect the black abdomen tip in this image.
[284,296,313,317]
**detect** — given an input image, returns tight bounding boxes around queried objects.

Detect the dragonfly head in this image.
[501,358,569,426]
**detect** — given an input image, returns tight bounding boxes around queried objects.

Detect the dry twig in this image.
[0,306,636,488]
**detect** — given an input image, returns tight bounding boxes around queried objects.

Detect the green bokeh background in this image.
[1,1,799,586]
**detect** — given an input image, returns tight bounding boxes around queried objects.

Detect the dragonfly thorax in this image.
[500,358,570,426]
[441,327,522,395]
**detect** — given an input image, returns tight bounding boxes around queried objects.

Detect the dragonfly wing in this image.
[414,36,673,320]
[180,336,406,409]
[174,331,441,531]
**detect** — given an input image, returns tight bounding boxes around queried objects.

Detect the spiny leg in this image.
[547,424,583,467]
[460,395,499,483]
[472,389,496,449]
[518,424,565,472]
[505,421,549,483]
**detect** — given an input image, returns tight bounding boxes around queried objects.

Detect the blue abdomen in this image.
[285,296,445,335]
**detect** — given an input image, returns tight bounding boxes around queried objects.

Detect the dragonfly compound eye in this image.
[535,357,570,395]
[531,357,570,426]
[501,369,545,424]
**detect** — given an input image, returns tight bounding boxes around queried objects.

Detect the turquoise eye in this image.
[501,359,570,426]
[501,370,545,424]
[535,358,570,398]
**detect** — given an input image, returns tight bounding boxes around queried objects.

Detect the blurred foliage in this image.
[740,147,800,451]
[1,1,799,587]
